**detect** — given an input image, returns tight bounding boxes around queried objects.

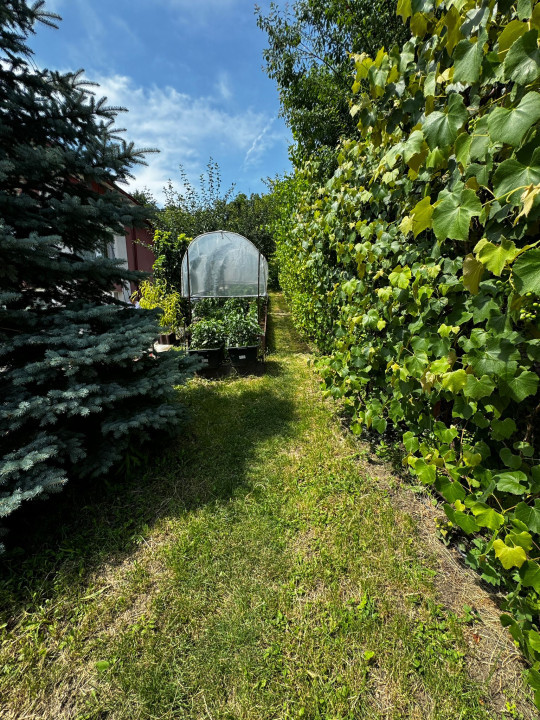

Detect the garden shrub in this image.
[278,0,540,701]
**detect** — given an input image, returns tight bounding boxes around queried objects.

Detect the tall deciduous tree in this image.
[256,0,407,167]
[0,1,192,525]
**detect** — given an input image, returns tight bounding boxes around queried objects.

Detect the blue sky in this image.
[31,0,292,203]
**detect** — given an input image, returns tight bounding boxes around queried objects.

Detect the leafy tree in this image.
[256,0,407,167]
[156,159,236,240]
[152,160,279,288]
[0,1,193,527]
[130,186,159,213]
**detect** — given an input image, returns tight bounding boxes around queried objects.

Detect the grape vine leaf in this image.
[515,501,540,535]
[423,93,468,149]
[492,148,540,205]
[493,539,527,569]
[512,248,540,295]
[414,458,436,484]
[475,237,518,276]
[520,561,540,592]
[494,471,528,494]
[462,254,484,294]
[453,37,483,84]
[411,196,433,237]
[492,417,517,440]
[469,502,505,530]
[507,370,539,402]
[497,19,528,57]
[503,29,540,86]
[463,373,495,399]
[444,503,480,534]
[528,630,540,653]
[433,186,482,241]
[441,368,468,392]
[487,92,540,147]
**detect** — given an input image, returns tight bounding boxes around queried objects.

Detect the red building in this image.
[92,182,156,302]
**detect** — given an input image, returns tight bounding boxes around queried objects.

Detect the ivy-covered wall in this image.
[278,0,540,703]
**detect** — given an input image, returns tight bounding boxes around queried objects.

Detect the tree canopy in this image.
[256,0,407,166]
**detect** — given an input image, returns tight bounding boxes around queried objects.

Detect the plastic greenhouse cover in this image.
[181,230,268,298]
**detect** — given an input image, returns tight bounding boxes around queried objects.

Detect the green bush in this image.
[226,311,261,347]
[278,0,540,702]
[136,279,184,333]
[190,319,227,349]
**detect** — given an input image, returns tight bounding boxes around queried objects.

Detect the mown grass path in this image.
[0,295,532,719]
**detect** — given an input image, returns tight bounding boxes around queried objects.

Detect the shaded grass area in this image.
[0,294,524,719]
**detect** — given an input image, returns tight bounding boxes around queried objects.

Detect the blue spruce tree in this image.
[0,1,193,525]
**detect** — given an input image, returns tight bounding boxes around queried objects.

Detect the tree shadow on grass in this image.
[0,371,296,622]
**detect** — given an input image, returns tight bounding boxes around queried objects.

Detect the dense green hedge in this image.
[277,0,540,702]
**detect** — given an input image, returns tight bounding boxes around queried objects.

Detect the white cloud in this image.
[216,73,233,102]
[92,73,283,202]
[244,117,276,168]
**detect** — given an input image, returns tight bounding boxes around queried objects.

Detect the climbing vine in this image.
[278,0,540,703]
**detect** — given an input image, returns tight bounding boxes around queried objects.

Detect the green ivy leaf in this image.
[423,93,468,150]
[503,29,540,86]
[493,539,527,569]
[487,92,540,147]
[492,148,540,205]
[514,501,540,534]
[512,248,540,295]
[433,186,482,241]
[494,471,528,494]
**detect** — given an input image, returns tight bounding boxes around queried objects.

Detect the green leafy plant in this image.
[190,318,227,349]
[226,311,261,347]
[136,280,183,334]
[192,297,256,322]
[277,0,540,703]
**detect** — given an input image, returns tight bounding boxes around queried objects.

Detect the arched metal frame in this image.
[181,230,269,354]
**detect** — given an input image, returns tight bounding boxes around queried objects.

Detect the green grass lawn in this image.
[0,295,533,719]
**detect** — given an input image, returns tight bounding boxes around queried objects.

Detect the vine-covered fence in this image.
[276,0,540,704]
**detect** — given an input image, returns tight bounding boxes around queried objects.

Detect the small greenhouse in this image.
[181,230,268,299]
[180,230,269,370]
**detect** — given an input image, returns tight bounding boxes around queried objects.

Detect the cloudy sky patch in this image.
[32,0,291,202]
